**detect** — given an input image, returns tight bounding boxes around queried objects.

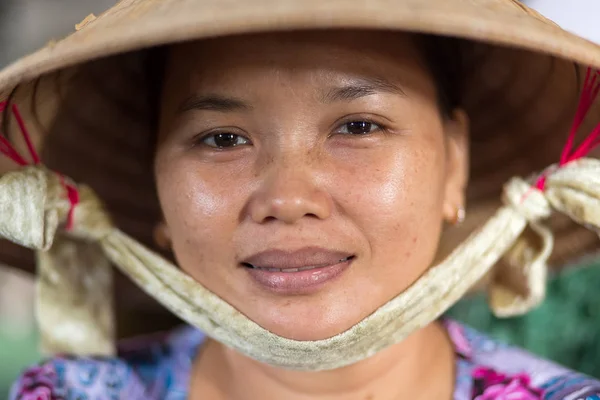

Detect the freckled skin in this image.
[155,31,468,343]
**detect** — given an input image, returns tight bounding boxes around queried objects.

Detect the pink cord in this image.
[535,68,600,190]
[0,101,41,165]
[0,101,79,230]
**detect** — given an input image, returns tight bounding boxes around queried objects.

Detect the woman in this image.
[2,0,600,398]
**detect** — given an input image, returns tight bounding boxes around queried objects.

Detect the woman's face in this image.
[155,31,468,341]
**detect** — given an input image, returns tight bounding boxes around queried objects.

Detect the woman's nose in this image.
[246,160,333,225]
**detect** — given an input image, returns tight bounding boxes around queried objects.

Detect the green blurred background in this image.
[1,0,600,398]
[450,260,600,377]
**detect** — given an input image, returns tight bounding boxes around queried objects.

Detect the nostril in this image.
[248,188,332,224]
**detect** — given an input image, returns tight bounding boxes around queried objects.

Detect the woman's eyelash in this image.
[191,117,388,149]
[196,132,251,149]
[334,120,386,135]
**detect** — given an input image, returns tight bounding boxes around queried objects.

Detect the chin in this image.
[247,297,369,341]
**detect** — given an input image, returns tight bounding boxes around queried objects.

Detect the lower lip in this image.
[245,258,353,294]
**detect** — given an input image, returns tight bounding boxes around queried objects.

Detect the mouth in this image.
[241,248,355,294]
[242,256,355,272]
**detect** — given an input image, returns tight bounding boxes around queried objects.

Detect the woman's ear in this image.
[153,221,172,250]
[442,109,470,225]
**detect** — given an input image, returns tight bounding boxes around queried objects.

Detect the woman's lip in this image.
[245,257,353,294]
[241,247,354,270]
[245,257,352,272]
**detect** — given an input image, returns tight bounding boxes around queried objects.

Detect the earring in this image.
[453,207,466,226]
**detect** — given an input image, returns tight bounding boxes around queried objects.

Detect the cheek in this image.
[333,135,446,269]
[154,157,242,266]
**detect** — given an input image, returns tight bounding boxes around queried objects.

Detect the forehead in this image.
[165,30,429,86]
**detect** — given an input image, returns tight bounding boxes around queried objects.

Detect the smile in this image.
[241,248,355,294]
[243,256,354,272]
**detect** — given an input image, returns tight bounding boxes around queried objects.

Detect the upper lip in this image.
[241,247,354,270]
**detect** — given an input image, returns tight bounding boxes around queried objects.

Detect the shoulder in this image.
[446,319,600,400]
[9,325,205,400]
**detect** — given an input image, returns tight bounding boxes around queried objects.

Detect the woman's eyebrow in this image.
[321,77,407,103]
[178,94,253,113]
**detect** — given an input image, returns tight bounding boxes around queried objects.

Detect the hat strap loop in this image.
[0,102,79,229]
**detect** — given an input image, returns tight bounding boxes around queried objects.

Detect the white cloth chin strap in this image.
[1,159,599,371]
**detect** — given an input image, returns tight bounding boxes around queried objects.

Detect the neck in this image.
[190,321,455,400]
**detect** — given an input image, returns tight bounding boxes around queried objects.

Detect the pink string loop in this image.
[0,101,79,230]
[58,175,80,230]
[535,67,600,191]
[0,101,41,165]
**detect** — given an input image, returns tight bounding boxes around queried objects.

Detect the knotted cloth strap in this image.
[1,160,599,371]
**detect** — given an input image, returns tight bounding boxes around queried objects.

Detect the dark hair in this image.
[146,47,168,135]
[419,35,465,118]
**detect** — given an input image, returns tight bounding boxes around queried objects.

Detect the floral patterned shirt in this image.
[10,320,600,399]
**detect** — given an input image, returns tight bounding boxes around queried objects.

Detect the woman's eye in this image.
[336,121,382,135]
[201,133,250,149]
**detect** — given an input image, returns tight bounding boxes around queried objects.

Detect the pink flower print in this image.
[15,363,59,400]
[18,386,53,400]
[473,367,509,386]
[446,321,472,357]
[472,367,543,400]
